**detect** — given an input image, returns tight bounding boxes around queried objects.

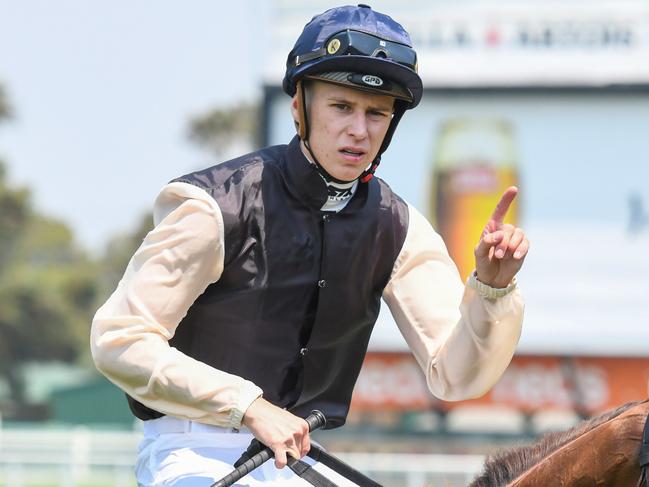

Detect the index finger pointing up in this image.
[491,186,518,224]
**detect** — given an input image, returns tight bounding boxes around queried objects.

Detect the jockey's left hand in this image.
[474,186,530,289]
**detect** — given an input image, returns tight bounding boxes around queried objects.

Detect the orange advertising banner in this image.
[352,352,649,414]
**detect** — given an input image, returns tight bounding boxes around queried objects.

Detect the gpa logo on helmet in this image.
[361,75,384,87]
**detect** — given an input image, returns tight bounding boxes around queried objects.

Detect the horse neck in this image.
[508,400,649,487]
[469,400,649,487]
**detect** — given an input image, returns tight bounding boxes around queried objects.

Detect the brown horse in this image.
[469,399,649,486]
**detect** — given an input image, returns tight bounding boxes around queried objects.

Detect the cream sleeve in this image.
[382,203,524,401]
[90,182,263,428]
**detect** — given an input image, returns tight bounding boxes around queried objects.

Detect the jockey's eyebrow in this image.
[327,95,394,113]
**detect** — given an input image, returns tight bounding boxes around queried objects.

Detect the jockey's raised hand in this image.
[474,186,529,289]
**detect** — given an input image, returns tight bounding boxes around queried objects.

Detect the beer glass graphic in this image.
[430,118,519,280]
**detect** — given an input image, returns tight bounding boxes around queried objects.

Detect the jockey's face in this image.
[292,80,394,182]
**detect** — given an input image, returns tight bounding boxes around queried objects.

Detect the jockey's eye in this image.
[368,109,389,119]
[331,103,351,112]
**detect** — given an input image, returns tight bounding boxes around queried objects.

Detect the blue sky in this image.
[0,0,267,253]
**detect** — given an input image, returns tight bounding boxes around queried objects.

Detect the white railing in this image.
[0,427,137,487]
[0,427,485,487]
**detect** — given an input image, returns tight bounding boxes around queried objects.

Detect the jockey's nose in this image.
[347,111,368,140]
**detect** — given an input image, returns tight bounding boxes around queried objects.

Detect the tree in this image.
[187,101,260,160]
[0,83,19,268]
[0,165,29,266]
[0,83,10,122]
[0,83,21,263]
[0,84,99,412]
[0,169,100,407]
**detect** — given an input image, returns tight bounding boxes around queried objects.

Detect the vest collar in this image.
[285,136,329,210]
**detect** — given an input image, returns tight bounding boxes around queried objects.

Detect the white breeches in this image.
[135,416,359,487]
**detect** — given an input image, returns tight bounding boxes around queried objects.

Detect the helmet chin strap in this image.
[297,80,382,184]
[357,101,407,182]
[359,158,381,183]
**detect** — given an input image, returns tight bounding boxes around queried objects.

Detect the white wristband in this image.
[467,271,517,299]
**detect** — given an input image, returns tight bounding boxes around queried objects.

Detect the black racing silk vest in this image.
[127,137,409,428]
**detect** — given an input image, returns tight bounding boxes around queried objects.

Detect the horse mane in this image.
[468,399,647,487]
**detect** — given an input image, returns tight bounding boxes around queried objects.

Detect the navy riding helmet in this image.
[283,4,423,183]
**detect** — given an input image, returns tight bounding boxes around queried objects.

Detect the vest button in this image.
[317,279,327,288]
[322,213,331,222]
[300,347,309,356]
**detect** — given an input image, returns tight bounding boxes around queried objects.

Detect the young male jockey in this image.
[91,5,528,486]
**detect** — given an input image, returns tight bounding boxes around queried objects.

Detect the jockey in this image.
[91,4,528,486]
